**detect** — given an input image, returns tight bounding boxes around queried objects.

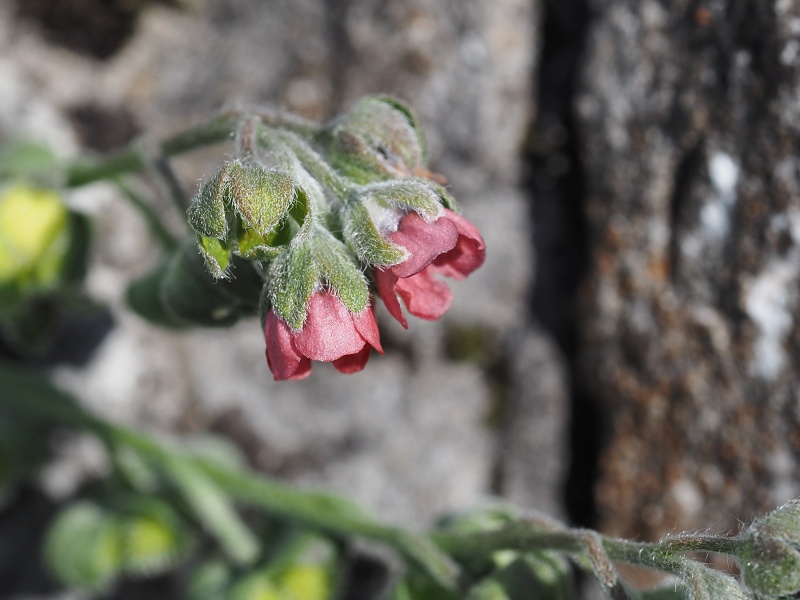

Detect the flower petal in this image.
[293,291,366,361]
[389,212,459,278]
[264,310,312,381]
[375,268,408,328]
[331,345,372,374]
[395,267,452,321]
[352,303,384,354]
[431,209,486,280]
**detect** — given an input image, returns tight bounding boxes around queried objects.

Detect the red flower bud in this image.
[375,209,486,328]
[264,290,383,381]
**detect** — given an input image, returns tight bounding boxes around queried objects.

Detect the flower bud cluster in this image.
[187,96,486,380]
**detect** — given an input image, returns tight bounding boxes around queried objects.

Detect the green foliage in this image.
[126,241,262,328]
[45,502,123,592]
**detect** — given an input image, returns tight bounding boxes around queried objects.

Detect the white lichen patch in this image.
[701,152,739,237]
[744,259,797,380]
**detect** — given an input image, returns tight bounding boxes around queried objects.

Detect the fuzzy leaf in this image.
[161,452,260,567]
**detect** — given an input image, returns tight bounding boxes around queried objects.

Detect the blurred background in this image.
[1,0,799,598]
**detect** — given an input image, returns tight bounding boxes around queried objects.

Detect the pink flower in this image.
[264,291,384,381]
[375,209,486,328]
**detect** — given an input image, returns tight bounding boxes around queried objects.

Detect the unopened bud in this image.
[187,161,299,277]
[320,95,427,183]
[738,499,800,597]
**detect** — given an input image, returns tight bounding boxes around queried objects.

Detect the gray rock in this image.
[577,0,800,540]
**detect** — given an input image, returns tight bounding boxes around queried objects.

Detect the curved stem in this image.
[270,130,351,200]
[65,115,239,188]
[113,178,179,251]
[432,520,743,578]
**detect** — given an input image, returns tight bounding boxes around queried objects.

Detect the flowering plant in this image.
[0,97,797,600]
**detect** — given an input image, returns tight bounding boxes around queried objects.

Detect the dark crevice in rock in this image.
[67,103,141,153]
[14,0,178,60]
[526,0,596,527]
[668,139,705,283]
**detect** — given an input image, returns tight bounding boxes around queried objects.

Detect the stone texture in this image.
[577,0,800,540]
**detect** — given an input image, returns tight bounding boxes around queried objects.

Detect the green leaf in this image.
[161,451,261,567]
[0,139,58,179]
[45,501,123,592]
[159,243,244,327]
[126,258,188,329]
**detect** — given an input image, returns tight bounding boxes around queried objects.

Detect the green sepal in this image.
[359,179,444,220]
[228,162,295,239]
[429,181,459,212]
[45,501,123,593]
[198,234,232,278]
[268,242,319,330]
[188,168,230,239]
[342,200,406,266]
[312,233,369,314]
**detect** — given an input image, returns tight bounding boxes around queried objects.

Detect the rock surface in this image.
[577,0,800,540]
